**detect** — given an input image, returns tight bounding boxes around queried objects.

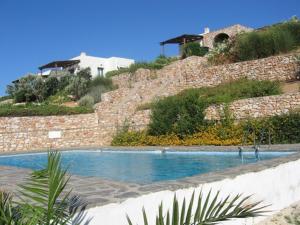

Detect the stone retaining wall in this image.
[1,53,300,152]
[130,110,151,130]
[205,92,300,120]
[0,113,109,152]
[112,53,300,89]
[99,53,299,142]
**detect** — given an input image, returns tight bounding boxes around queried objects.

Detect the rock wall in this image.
[112,53,299,90]
[0,113,113,152]
[202,24,253,49]
[130,110,151,130]
[124,93,300,130]
[104,53,299,132]
[1,53,300,151]
[205,92,300,120]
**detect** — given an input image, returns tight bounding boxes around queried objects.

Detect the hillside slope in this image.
[94,53,299,144]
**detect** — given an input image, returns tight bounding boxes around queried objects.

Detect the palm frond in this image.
[127,190,268,225]
[0,191,16,225]
[17,151,89,225]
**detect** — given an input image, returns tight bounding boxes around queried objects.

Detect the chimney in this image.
[204,27,210,34]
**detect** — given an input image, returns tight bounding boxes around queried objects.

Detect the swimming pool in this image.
[0,150,293,184]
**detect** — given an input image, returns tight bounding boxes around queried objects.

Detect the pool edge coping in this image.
[0,146,299,208]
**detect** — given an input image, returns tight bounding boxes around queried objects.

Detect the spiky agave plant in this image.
[127,190,268,225]
[0,151,90,225]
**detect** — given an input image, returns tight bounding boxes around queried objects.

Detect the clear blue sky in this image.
[0,0,299,96]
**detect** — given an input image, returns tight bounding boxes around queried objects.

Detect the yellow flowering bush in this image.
[112,124,247,146]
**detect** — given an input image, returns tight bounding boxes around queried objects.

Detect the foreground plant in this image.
[127,190,268,225]
[0,152,90,225]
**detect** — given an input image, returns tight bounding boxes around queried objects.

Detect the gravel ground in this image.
[258,201,300,225]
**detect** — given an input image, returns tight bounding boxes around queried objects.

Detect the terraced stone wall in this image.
[1,53,299,151]
[112,53,300,90]
[205,92,300,120]
[0,113,111,152]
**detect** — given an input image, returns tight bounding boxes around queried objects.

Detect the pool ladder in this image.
[238,145,260,163]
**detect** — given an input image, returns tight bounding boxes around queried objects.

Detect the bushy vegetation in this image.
[6,72,76,103]
[79,75,117,105]
[112,78,288,146]
[148,79,281,136]
[149,91,207,136]
[208,17,300,65]
[246,112,300,144]
[112,112,300,146]
[112,124,243,146]
[106,55,178,78]
[234,24,298,61]
[6,67,116,115]
[182,42,209,58]
[78,95,94,107]
[0,104,93,117]
[45,91,72,105]
[207,42,235,65]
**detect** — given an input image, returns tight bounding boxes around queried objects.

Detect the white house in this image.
[39,52,134,78]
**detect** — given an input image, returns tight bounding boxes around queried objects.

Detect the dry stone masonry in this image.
[202,24,253,49]
[0,113,110,152]
[1,53,300,151]
[205,92,300,120]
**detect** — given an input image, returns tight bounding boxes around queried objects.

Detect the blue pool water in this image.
[0,150,292,184]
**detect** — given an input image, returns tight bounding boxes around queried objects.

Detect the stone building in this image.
[201,24,253,48]
[160,24,253,55]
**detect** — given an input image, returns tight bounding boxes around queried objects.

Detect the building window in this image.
[97,67,104,76]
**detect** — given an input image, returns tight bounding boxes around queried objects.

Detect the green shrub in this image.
[234,28,296,61]
[148,90,207,136]
[77,67,92,80]
[242,111,300,145]
[46,91,71,104]
[208,17,300,65]
[269,111,300,144]
[65,76,89,100]
[207,42,234,65]
[182,42,209,58]
[106,55,178,78]
[57,74,72,91]
[234,18,300,61]
[279,16,300,45]
[0,104,93,117]
[196,78,282,104]
[85,76,117,104]
[78,95,94,107]
[113,112,300,146]
[44,77,59,96]
[8,75,37,102]
[148,79,282,136]
[7,75,70,103]
[90,75,115,88]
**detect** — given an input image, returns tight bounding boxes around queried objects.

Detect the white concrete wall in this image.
[84,159,300,225]
[72,52,134,77]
